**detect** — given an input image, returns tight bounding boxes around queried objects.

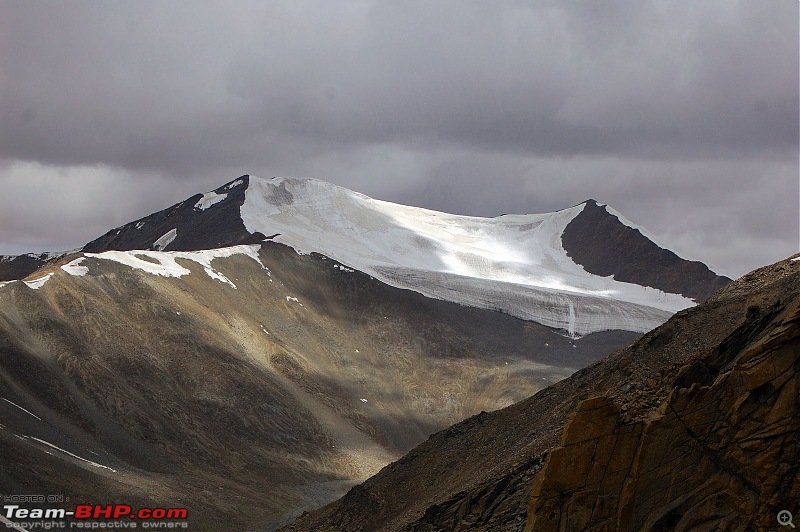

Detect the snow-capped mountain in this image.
[0,174,732,529]
[78,174,729,336]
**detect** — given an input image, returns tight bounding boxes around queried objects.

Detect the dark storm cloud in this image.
[0,0,797,277]
[2,1,795,168]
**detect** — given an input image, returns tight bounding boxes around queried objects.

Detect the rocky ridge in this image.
[561,199,730,301]
[526,257,799,531]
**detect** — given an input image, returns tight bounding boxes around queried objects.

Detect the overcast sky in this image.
[1,1,797,277]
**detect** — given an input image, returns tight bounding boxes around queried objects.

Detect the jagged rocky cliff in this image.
[526,261,799,531]
[287,255,799,531]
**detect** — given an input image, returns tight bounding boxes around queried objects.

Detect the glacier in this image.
[240,176,693,336]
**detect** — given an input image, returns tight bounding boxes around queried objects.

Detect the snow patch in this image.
[85,245,264,288]
[226,178,244,190]
[195,191,227,211]
[61,257,88,276]
[23,273,53,290]
[2,397,41,420]
[360,398,368,403]
[18,435,116,472]
[285,295,306,309]
[204,266,237,288]
[135,221,146,230]
[334,264,355,273]
[152,228,177,251]
[792,256,800,262]
[240,176,694,335]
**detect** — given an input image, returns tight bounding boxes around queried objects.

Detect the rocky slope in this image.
[287,255,798,531]
[0,242,637,530]
[82,176,263,253]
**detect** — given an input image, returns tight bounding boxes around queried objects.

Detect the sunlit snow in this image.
[240,176,694,335]
[23,273,53,289]
[61,257,89,276]
[84,245,263,288]
[195,191,227,210]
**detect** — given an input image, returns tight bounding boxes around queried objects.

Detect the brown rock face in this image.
[526,289,800,531]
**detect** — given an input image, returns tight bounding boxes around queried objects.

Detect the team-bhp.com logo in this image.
[73,506,187,520]
[3,504,189,528]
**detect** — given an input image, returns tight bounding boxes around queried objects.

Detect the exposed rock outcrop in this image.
[82,175,263,253]
[526,292,799,531]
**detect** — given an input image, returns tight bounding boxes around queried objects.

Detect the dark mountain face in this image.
[561,199,731,301]
[2,176,259,281]
[82,175,262,253]
[0,253,65,282]
[286,255,799,532]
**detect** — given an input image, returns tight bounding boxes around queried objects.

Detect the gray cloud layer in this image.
[0,1,797,276]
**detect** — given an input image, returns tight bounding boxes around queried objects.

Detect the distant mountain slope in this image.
[0,251,67,281]
[67,175,728,336]
[286,255,798,531]
[0,174,737,529]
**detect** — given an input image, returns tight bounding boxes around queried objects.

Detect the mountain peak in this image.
[8,175,730,334]
[81,174,262,253]
[561,199,731,301]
